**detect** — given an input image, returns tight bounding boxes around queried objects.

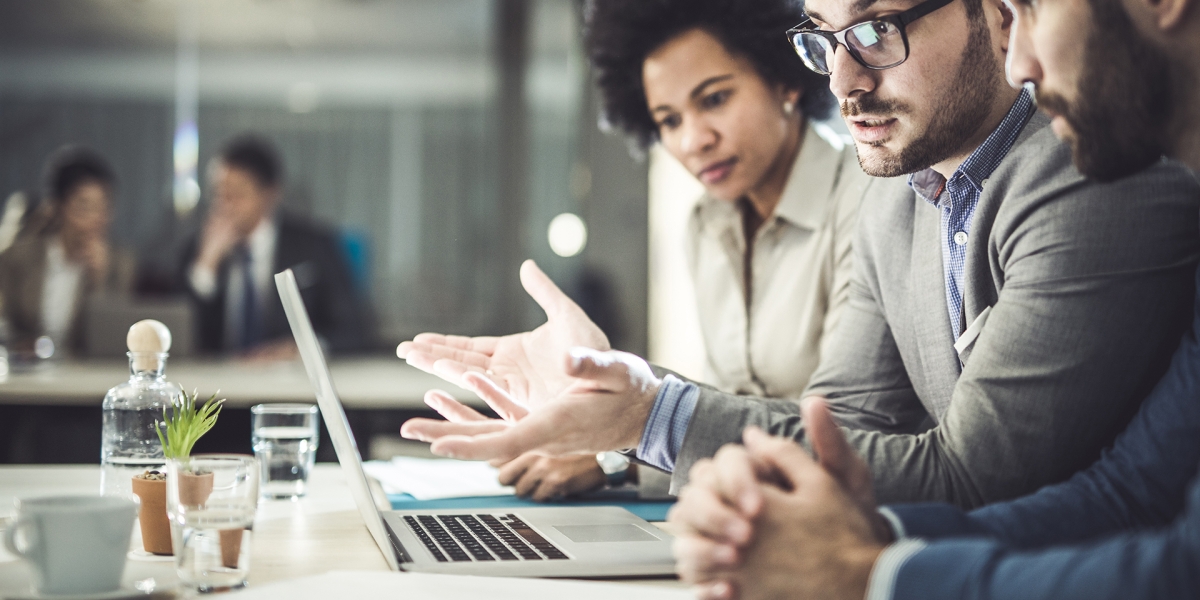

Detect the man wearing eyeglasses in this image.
[669,0,1200,596]
[397,0,1198,510]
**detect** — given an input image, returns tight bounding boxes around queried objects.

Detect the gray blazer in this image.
[671,113,1200,508]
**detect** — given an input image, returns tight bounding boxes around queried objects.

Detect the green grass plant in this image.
[156,389,225,460]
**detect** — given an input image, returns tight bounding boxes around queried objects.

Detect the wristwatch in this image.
[595,452,631,487]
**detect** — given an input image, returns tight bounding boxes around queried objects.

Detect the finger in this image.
[531,476,567,502]
[399,418,509,443]
[462,371,529,421]
[669,482,753,546]
[495,453,540,486]
[802,397,865,484]
[711,444,764,519]
[672,535,739,583]
[697,580,736,600]
[430,359,481,390]
[427,414,557,461]
[512,469,543,498]
[742,427,818,490]
[402,342,492,371]
[520,259,581,322]
[423,390,488,423]
[411,333,499,356]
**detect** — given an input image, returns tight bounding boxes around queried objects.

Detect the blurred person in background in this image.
[0,145,135,357]
[474,0,885,501]
[180,133,371,359]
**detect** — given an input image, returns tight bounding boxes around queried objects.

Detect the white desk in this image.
[0,357,476,410]
[0,465,683,597]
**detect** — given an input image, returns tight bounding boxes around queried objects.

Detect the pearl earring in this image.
[783,101,795,115]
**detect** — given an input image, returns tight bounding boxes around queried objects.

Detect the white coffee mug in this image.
[3,495,137,595]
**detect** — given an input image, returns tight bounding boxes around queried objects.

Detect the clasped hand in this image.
[667,399,892,600]
[397,260,662,462]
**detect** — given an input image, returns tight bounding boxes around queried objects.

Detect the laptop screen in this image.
[275,269,400,570]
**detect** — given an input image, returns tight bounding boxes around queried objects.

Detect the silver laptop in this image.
[276,269,676,578]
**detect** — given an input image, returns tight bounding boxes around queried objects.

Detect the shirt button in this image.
[954,231,968,246]
[981,178,989,187]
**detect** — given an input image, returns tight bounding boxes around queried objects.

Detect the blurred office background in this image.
[0,0,649,355]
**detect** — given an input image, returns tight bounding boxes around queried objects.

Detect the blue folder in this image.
[389,487,675,522]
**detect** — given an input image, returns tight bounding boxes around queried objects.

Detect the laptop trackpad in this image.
[553,524,659,543]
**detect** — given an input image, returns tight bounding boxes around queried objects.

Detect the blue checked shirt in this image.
[909,91,1035,340]
[637,91,1037,472]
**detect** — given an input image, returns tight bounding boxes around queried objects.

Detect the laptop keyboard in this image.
[402,514,570,562]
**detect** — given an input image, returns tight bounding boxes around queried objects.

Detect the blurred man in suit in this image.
[181,133,371,358]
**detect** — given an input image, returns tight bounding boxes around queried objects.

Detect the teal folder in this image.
[389,488,675,522]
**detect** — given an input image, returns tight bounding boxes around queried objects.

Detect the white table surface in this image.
[0,465,683,598]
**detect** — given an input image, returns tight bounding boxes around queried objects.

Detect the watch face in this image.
[596,452,630,475]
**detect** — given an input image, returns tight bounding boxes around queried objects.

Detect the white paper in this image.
[362,457,514,500]
[234,571,691,600]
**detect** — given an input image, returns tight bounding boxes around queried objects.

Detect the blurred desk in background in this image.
[0,357,477,464]
[0,357,475,409]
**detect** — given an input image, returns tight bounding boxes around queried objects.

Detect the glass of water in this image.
[166,454,259,593]
[251,403,320,499]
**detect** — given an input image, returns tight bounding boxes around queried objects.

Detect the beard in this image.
[1032,1,1171,182]
[843,16,1004,177]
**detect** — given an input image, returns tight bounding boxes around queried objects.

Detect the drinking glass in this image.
[166,454,259,593]
[251,403,319,499]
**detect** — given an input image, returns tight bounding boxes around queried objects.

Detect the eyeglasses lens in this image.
[847,21,906,68]
[794,34,834,75]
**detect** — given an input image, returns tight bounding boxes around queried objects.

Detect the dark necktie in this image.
[238,245,260,350]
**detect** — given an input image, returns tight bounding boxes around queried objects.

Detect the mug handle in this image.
[3,517,33,559]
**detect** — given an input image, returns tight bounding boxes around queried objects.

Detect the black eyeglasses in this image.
[786,0,957,75]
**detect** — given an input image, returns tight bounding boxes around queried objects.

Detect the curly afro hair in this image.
[585,0,834,150]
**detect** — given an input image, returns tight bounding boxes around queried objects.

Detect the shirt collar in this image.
[773,121,845,231]
[247,214,278,261]
[908,89,1037,206]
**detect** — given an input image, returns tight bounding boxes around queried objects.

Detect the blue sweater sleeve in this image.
[890,474,1200,600]
[890,266,1200,547]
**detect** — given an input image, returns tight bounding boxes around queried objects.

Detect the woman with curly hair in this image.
[496,0,885,500]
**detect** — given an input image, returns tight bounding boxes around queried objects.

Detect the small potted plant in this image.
[130,390,223,555]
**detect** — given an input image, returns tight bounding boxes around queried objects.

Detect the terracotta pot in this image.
[176,470,241,568]
[131,476,172,555]
[177,471,214,507]
[219,529,244,569]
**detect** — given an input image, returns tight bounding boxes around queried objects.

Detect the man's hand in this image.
[496,454,608,501]
[722,428,885,600]
[669,399,892,600]
[196,205,243,272]
[400,347,660,462]
[79,235,111,284]
[397,260,610,408]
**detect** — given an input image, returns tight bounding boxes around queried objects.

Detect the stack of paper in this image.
[234,571,691,600]
[362,457,514,500]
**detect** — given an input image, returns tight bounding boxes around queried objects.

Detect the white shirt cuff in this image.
[878,506,909,540]
[864,539,927,600]
[188,263,218,300]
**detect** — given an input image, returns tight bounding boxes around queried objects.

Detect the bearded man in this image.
[668,0,1200,596]
[397,0,1200,511]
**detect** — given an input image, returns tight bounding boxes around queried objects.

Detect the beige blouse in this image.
[685,122,877,398]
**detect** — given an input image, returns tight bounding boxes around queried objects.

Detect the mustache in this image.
[841,94,909,118]
[1033,87,1071,119]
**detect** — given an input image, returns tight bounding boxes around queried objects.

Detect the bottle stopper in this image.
[128,320,171,371]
